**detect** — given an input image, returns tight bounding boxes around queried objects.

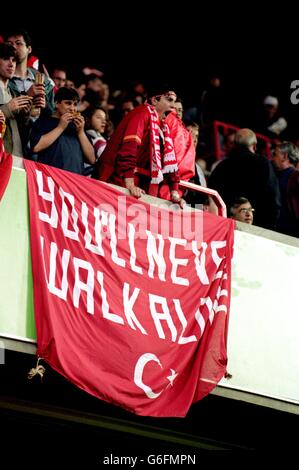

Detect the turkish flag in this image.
[0,137,12,201]
[24,160,235,417]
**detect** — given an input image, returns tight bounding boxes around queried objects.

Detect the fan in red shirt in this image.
[98,88,186,208]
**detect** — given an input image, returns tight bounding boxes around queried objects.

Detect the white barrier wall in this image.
[219,230,299,409]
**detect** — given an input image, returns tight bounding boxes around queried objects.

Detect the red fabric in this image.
[98,105,180,197]
[166,112,195,181]
[27,55,39,70]
[98,105,153,183]
[160,112,196,200]
[24,160,235,417]
[0,136,12,201]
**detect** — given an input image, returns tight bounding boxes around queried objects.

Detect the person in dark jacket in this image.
[208,128,281,229]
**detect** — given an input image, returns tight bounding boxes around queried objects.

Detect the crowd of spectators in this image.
[1,29,299,238]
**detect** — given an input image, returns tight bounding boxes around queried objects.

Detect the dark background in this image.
[2,6,299,127]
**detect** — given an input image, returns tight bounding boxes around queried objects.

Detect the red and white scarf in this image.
[146,104,178,184]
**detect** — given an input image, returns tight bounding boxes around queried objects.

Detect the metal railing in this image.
[179,180,227,217]
[213,120,275,160]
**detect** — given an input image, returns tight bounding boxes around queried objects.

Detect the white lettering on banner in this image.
[39,236,228,344]
[211,241,227,269]
[195,309,206,338]
[40,237,70,300]
[173,299,197,344]
[169,237,189,286]
[134,353,178,399]
[146,230,166,281]
[36,170,58,228]
[109,213,126,268]
[200,282,229,325]
[126,204,147,244]
[201,297,214,324]
[35,171,227,286]
[149,294,177,342]
[97,271,124,325]
[73,258,95,314]
[128,223,143,274]
[123,283,147,335]
[81,202,104,256]
[59,188,79,241]
[192,241,209,285]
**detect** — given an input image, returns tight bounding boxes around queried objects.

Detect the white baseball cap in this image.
[263,96,279,106]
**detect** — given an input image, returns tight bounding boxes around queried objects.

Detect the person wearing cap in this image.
[255,95,287,139]
[97,88,185,207]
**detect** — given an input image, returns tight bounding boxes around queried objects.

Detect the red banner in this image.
[0,139,12,201]
[24,160,235,417]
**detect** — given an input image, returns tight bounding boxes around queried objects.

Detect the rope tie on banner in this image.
[28,357,46,381]
[224,371,232,379]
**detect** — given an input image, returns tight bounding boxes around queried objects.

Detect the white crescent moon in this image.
[134,353,163,399]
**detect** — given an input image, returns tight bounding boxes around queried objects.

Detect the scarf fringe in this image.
[151,175,164,184]
[162,164,178,174]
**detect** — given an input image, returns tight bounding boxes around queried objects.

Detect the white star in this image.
[166,368,178,387]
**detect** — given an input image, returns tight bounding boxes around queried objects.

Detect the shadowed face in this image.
[0,56,16,79]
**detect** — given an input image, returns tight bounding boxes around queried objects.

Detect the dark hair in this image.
[4,29,32,47]
[147,83,176,100]
[54,87,80,103]
[83,105,107,128]
[81,88,102,106]
[229,197,251,216]
[0,42,17,60]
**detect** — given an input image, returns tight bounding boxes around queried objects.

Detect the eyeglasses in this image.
[238,208,255,214]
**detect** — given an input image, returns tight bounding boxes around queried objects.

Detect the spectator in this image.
[5,29,54,114]
[200,75,226,126]
[0,42,31,156]
[52,68,67,90]
[229,197,254,224]
[29,87,95,174]
[98,88,184,207]
[208,128,281,229]
[255,96,287,139]
[83,105,107,177]
[272,141,299,236]
[4,29,54,154]
[173,97,183,120]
